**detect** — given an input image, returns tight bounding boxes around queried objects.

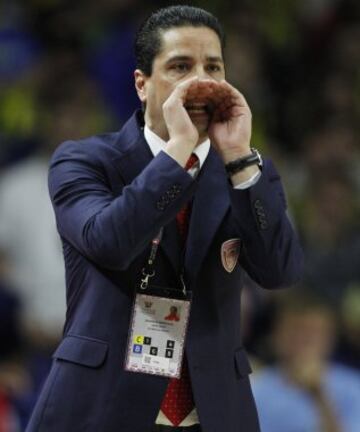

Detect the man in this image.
[251,293,360,432]
[26,5,303,432]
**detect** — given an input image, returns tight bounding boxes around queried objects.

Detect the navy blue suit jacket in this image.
[26,111,303,432]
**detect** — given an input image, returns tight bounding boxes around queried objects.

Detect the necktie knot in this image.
[185,154,199,171]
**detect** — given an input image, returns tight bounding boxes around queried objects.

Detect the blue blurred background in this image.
[0,0,359,430]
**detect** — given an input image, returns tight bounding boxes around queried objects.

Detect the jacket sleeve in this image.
[229,159,303,289]
[48,141,195,271]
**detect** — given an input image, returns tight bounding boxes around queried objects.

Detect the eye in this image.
[206,64,222,73]
[171,63,190,73]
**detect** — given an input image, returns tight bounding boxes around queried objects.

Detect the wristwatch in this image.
[225,148,262,176]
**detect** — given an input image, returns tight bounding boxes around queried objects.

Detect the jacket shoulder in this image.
[51,110,144,164]
[51,131,121,166]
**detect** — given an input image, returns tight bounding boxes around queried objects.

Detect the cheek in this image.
[144,89,161,116]
[160,81,178,103]
[149,81,174,108]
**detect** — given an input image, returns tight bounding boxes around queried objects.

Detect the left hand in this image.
[207,80,252,164]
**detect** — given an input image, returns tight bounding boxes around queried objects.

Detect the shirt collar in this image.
[144,125,210,170]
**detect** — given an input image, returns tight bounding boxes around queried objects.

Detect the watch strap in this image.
[225,148,262,176]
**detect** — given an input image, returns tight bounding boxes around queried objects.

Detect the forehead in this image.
[156,26,223,60]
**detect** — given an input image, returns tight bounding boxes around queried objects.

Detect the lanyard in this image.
[140,228,163,290]
[139,228,187,295]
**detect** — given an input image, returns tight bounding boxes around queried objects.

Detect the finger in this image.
[215,96,239,110]
[212,103,249,122]
[220,105,248,120]
[167,76,201,104]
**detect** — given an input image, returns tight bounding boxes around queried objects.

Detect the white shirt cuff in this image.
[233,170,261,190]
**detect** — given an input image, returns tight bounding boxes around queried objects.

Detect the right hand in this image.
[162,77,217,167]
[162,77,201,147]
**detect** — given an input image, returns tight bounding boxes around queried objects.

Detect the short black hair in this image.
[135,5,225,76]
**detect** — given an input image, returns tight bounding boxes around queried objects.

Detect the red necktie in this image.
[160,153,198,426]
[176,154,199,243]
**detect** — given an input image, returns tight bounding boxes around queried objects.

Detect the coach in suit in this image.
[26,6,303,432]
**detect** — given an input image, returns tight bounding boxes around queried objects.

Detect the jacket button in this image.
[256,210,265,218]
[254,199,262,209]
[259,215,267,223]
[156,201,165,211]
[260,221,268,230]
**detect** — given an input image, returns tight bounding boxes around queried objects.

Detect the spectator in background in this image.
[251,292,360,432]
[0,0,42,168]
[0,55,111,348]
[295,165,360,304]
[335,284,360,370]
[302,121,358,174]
[0,138,66,351]
[0,251,21,359]
[0,250,30,431]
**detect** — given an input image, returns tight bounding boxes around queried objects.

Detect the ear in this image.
[134,69,148,103]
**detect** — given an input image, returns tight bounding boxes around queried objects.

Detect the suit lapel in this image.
[185,148,230,282]
[111,112,153,185]
[111,112,181,274]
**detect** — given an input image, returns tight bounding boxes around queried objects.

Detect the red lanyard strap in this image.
[139,228,188,296]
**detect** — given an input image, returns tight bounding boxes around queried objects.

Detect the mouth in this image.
[184,101,212,116]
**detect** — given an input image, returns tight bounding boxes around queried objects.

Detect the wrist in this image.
[225,148,263,176]
[164,138,196,168]
[219,144,252,164]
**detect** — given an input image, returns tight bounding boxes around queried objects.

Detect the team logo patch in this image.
[220,238,242,273]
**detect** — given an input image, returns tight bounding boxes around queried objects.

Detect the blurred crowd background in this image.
[0,0,359,431]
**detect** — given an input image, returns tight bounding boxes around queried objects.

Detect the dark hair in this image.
[135,5,225,76]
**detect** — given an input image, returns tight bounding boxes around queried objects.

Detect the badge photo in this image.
[221,238,242,273]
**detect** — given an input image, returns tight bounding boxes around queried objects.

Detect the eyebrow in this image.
[165,55,224,64]
[206,56,224,63]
